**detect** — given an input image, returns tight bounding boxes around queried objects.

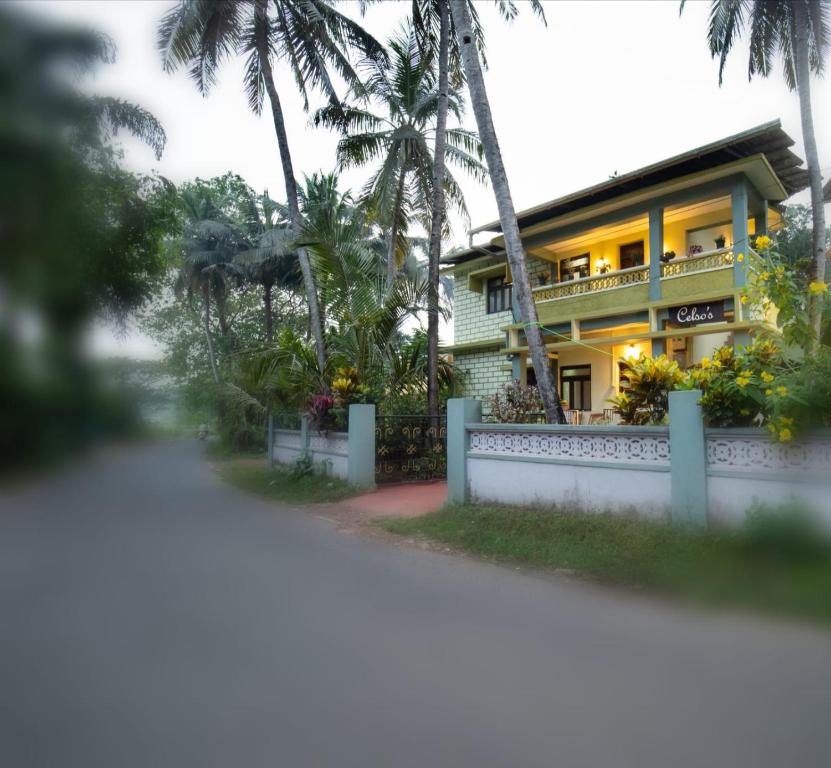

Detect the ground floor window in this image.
[560,364,591,410]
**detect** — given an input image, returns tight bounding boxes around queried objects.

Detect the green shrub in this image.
[741,501,829,565]
[289,453,314,480]
[609,355,683,425]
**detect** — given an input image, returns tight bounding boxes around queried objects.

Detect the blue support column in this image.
[447,398,481,505]
[347,403,376,488]
[651,338,666,357]
[754,201,768,237]
[511,354,522,381]
[648,207,663,301]
[731,178,749,288]
[668,390,708,527]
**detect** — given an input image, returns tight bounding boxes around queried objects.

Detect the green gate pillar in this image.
[300,414,310,455]
[668,389,708,527]
[348,403,376,488]
[447,398,481,504]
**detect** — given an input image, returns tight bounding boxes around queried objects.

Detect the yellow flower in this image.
[736,252,744,262]
[808,280,828,295]
[765,388,774,396]
[740,295,749,304]
[779,428,793,443]
[776,386,788,397]
[767,423,777,433]
[755,235,772,250]
[736,376,750,388]
[779,416,794,427]
[775,266,785,277]
[760,271,770,281]
[740,370,752,378]
[700,356,711,369]
[761,371,774,383]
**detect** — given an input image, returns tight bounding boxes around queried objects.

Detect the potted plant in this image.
[537,271,550,286]
[660,250,676,263]
[714,235,726,249]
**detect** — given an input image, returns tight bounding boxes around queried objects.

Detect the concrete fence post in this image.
[447,398,481,504]
[300,414,310,455]
[347,403,376,488]
[267,414,274,467]
[668,389,708,527]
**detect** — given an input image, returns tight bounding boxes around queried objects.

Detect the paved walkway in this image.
[2,441,830,767]
[336,480,447,518]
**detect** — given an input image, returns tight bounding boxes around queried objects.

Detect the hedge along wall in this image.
[447,394,831,528]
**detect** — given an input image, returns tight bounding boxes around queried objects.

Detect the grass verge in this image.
[216,458,356,505]
[380,504,831,626]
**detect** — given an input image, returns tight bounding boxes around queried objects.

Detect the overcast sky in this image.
[32,0,831,357]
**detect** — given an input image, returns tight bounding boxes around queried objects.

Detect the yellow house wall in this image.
[663,210,757,256]
[556,347,617,413]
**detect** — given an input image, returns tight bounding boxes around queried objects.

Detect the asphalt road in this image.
[1,441,830,767]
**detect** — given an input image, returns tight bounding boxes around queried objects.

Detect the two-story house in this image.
[442,121,809,416]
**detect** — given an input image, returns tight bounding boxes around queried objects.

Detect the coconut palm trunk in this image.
[386,169,407,290]
[263,280,274,343]
[254,4,327,375]
[426,1,449,421]
[448,0,563,423]
[202,283,220,384]
[791,0,827,345]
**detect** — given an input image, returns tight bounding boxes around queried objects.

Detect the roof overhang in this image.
[471,120,806,237]
[492,154,786,248]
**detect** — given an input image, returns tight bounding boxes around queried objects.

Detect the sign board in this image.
[668,300,725,326]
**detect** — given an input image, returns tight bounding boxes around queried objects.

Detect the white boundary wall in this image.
[463,422,831,527]
[705,429,831,527]
[467,425,672,519]
[272,428,349,480]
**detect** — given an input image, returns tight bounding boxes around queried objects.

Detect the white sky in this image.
[32,0,831,358]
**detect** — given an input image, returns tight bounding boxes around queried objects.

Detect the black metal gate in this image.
[375,415,447,483]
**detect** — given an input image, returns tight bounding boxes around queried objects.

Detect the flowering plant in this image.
[306,394,336,432]
[739,235,828,349]
[683,341,785,430]
[488,381,544,423]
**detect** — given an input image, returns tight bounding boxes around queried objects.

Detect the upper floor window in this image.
[620,240,645,269]
[559,253,590,282]
[486,276,512,314]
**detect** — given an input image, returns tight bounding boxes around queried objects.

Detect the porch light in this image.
[624,344,641,361]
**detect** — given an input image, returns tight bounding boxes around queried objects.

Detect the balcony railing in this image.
[533,265,649,301]
[660,247,733,278]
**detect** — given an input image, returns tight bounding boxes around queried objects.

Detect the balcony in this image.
[660,247,734,278]
[530,248,736,326]
[533,265,649,302]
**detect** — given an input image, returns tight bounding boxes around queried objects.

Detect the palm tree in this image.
[447,0,564,423]
[411,0,502,419]
[296,172,433,382]
[313,23,486,292]
[175,187,249,383]
[235,191,300,343]
[158,0,384,376]
[683,0,828,343]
